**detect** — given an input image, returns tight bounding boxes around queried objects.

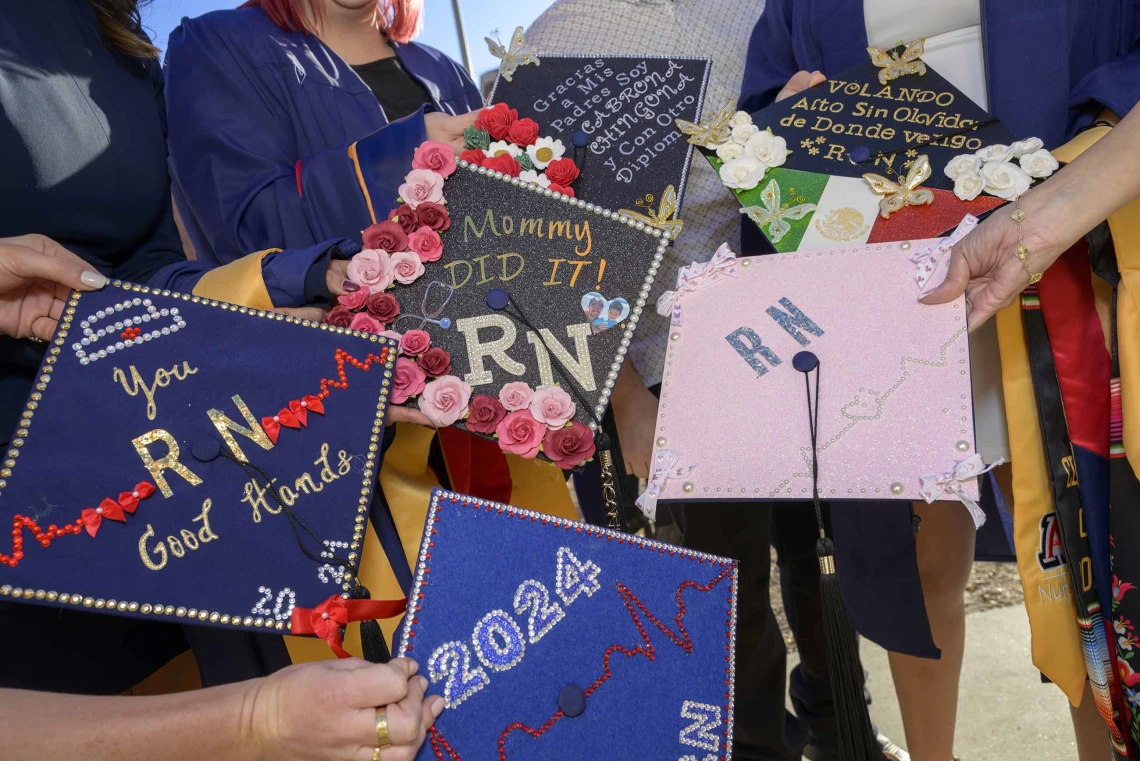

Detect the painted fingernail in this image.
[342,280,361,292]
[80,271,108,288]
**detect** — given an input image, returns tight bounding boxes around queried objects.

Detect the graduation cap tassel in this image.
[795,352,880,761]
[351,585,392,663]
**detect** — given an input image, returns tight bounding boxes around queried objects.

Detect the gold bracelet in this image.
[1011,196,1043,285]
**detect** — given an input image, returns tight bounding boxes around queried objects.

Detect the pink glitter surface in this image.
[654,239,977,503]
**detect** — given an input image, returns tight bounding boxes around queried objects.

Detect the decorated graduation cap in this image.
[396,489,738,761]
[332,125,669,469]
[483,34,711,217]
[0,282,404,644]
[677,39,1059,252]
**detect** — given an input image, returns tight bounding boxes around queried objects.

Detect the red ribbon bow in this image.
[117,481,155,514]
[81,498,126,537]
[261,408,301,444]
[288,395,325,428]
[290,594,408,658]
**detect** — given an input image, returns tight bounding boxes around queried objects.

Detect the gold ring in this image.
[372,748,381,761]
[375,707,390,747]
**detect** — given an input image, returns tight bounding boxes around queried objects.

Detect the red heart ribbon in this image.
[290,594,408,658]
[80,498,126,537]
[260,408,300,444]
[117,481,155,514]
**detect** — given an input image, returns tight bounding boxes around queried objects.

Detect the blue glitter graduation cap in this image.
[0,282,398,635]
[397,489,738,760]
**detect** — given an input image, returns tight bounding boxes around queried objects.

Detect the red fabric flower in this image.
[459,148,486,165]
[417,346,452,377]
[117,481,155,514]
[362,220,409,253]
[364,292,401,323]
[482,154,521,177]
[325,305,354,328]
[415,201,451,232]
[465,394,507,434]
[544,157,580,186]
[388,203,419,235]
[506,117,540,147]
[474,102,517,140]
[548,183,575,198]
[542,421,596,469]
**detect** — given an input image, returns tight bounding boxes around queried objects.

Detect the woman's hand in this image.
[776,70,826,102]
[0,234,108,340]
[386,405,435,428]
[425,111,480,155]
[247,657,444,761]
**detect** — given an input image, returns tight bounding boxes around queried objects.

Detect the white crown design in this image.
[71,297,187,365]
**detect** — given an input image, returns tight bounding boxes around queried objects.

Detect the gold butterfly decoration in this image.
[740,179,817,244]
[486,27,539,82]
[867,38,926,84]
[862,154,934,219]
[675,99,735,149]
[618,186,684,238]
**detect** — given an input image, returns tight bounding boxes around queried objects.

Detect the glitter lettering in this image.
[527,323,596,391]
[113,362,199,421]
[725,327,781,377]
[765,298,824,346]
[457,314,526,386]
[132,429,203,497]
[208,394,274,463]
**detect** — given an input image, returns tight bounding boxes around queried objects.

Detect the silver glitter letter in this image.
[457,314,526,386]
[526,323,596,391]
[725,327,781,377]
[766,297,824,346]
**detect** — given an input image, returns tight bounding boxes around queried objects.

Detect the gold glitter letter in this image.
[526,323,596,391]
[457,314,526,386]
[132,429,203,498]
[194,499,219,543]
[138,524,167,571]
[208,395,274,463]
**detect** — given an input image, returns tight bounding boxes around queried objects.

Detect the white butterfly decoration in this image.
[486,26,539,82]
[740,179,817,244]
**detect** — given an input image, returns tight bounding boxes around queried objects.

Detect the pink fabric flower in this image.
[417,375,471,427]
[529,385,576,429]
[349,312,383,334]
[337,289,367,309]
[346,249,394,293]
[400,329,431,356]
[465,394,507,434]
[496,410,546,459]
[407,226,443,263]
[390,251,425,285]
[411,140,457,178]
[391,357,426,405]
[398,168,445,209]
[542,422,596,469]
[499,381,534,412]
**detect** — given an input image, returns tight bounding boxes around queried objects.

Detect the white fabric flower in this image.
[716,141,744,161]
[980,160,1032,200]
[526,136,565,169]
[975,143,1013,163]
[944,153,982,181]
[487,140,522,158]
[731,110,754,127]
[1009,137,1044,158]
[1019,148,1059,178]
[518,169,551,188]
[730,123,759,145]
[718,155,767,190]
[953,172,985,201]
[743,130,787,168]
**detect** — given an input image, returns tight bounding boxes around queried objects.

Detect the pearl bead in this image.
[273,416,280,422]
[95,507,103,514]
[890,482,904,495]
[132,491,139,498]
[321,612,329,619]
[955,440,970,452]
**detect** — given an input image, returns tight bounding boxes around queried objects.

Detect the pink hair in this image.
[244,0,423,44]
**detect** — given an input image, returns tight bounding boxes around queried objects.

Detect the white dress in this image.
[864,0,1011,463]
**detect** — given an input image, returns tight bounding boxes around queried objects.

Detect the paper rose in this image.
[364,292,400,323]
[349,312,383,334]
[953,172,985,201]
[719,155,766,190]
[415,201,451,231]
[496,410,546,459]
[526,136,565,169]
[943,154,982,181]
[1019,148,1059,178]
[400,329,431,356]
[325,305,354,328]
[716,142,744,162]
[459,148,486,166]
[337,289,367,310]
[474,103,517,140]
[408,226,443,263]
[499,381,534,412]
[487,140,523,158]
[544,157,580,187]
[346,249,394,293]
[744,130,787,168]
[548,183,575,198]
[731,110,753,127]
[411,140,457,178]
[391,357,426,405]
[507,117,540,147]
[390,251,425,285]
[519,169,551,188]
[529,385,576,430]
[362,220,409,254]
[388,203,419,235]
[482,153,522,177]
[465,394,507,435]
[417,375,471,428]
[398,168,445,209]
[416,346,452,378]
[975,143,1013,163]
[980,160,1032,200]
[730,122,759,145]
[543,422,596,469]
[1009,137,1044,158]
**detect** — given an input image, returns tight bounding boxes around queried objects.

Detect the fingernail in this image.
[431,697,445,718]
[407,659,419,675]
[342,280,361,292]
[80,271,108,288]
[417,676,428,691]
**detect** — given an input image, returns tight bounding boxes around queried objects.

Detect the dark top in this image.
[352,56,434,122]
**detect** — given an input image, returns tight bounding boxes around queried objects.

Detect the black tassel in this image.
[594,429,630,530]
[352,584,392,664]
[796,352,879,761]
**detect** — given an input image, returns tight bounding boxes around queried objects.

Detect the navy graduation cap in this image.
[0,282,400,638]
[397,489,738,760]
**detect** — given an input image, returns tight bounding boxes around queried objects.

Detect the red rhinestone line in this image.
[316,347,391,401]
[1,515,84,567]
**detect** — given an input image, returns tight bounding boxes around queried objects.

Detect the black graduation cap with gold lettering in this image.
[0,282,400,638]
